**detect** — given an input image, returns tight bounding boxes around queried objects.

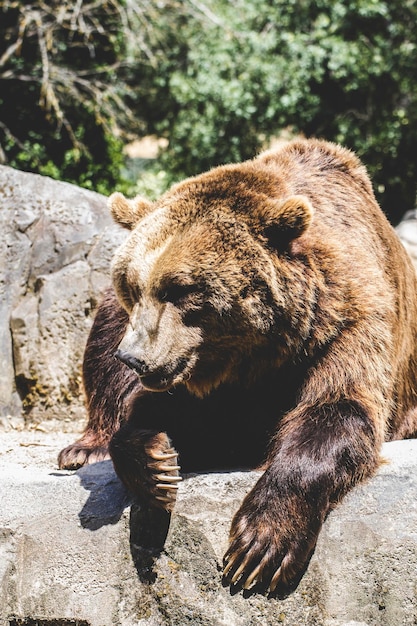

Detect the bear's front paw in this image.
[222,496,320,597]
[110,429,182,513]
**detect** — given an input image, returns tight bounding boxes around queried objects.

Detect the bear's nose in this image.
[114,349,149,375]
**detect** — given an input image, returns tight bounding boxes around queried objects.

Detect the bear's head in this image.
[109,164,314,396]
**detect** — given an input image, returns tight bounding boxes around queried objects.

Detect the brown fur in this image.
[59,138,417,596]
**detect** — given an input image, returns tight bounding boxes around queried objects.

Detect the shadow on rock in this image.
[76,460,131,530]
[74,460,171,582]
[68,462,242,592]
[129,502,171,583]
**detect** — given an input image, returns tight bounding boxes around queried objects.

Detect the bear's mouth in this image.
[139,357,190,392]
[115,350,191,392]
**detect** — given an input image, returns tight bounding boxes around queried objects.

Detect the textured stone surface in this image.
[0,435,416,626]
[0,165,126,425]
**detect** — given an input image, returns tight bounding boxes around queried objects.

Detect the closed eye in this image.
[116,278,141,311]
[159,282,199,306]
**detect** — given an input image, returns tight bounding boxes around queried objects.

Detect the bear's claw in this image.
[154,473,182,483]
[155,464,181,472]
[242,563,263,590]
[223,551,278,595]
[269,566,283,593]
[223,553,269,591]
[145,442,182,512]
[155,495,176,504]
[148,451,178,461]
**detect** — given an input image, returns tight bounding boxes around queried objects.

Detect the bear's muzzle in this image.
[115,349,190,392]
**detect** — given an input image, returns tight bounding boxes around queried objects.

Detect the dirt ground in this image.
[0,426,83,471]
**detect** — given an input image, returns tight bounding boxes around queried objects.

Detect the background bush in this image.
[1,0,416,222]
[0,0,139,194]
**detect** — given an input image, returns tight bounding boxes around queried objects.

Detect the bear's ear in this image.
[108,192,153,230]
[260,195,314,247]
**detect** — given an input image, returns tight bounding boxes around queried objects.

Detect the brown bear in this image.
[59,138,417,597]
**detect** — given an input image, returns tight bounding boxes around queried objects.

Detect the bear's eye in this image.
[116,279,140,311]
[159,282,199,306]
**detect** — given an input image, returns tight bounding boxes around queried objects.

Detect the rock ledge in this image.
[0,433,416,626]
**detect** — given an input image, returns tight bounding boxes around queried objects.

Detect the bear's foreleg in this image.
[223,399,381,597]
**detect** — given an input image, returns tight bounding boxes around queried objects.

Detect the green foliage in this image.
[0,0,135,194]
[130,0,417,222]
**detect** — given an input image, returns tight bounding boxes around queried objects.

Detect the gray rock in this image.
[0,435,416,626]
[0,166,127,425]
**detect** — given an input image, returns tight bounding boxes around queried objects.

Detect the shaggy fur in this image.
[59,138,417,597]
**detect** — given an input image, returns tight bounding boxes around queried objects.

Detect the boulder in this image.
[0,434,416,626]
[0,166,127,427]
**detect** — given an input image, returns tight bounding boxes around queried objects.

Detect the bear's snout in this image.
[114,348,191,391]
[114,349,149,375]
